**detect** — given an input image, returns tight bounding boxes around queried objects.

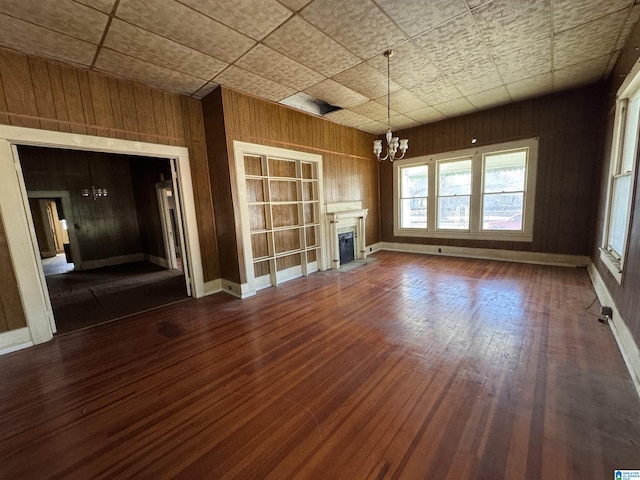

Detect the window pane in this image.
[482,193,524,230]
[401,198,427,228]
[401,165,428,197]
[438,196,469,229]
[609,174,631,257]
[622,95,640,173]
[439,160,471,196]
[484,151,526,193]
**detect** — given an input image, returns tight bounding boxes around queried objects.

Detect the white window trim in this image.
[600,60,640,284]
[393,137,538,242]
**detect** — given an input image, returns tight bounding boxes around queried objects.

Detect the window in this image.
[394,138,538,241]
[601,66,640,283]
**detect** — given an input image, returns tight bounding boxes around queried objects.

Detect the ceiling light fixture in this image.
[373,49,408,162]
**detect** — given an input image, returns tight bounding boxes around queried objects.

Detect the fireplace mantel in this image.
[326,204,368,269]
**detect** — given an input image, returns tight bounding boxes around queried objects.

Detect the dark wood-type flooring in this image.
[1,252,639,479]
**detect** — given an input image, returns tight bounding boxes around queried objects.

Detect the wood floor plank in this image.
[0,252,639,479]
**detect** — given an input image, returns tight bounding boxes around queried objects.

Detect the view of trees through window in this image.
[482,150,526,231]
[400,165,427,228]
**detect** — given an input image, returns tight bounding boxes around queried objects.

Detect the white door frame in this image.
[156,180,178,270]
[0,125,204,349]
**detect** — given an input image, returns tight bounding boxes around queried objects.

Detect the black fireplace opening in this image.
[338,231,355,265]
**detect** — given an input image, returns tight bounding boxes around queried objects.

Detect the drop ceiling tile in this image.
[301,0,407,59]
[405,107,447,123]
[606,51,621,76]
[214,65,296,102]
[616,4,640,51]
[554,10,627,70]
[305,79,368,108]
[359,121,389,135]
[104,19,226,80]
[554,0,632,33]
[323,109,372,127]
[178,0,292,40]
[388,115,421,130]
[348,101,399,121]
[449,63,503,96]
[96,48,207,94]
[433,97,476,117]
[73,0,116,13]
[192,82,220,99]
[367,42,442,89]
[473,0,551,57]
[413,14,493,77]
[553,55,609,91]
[376,0,468,37]
[333,63,402,99]
[467,0,492,9]
[116,0,255,63]
[0,13,96,66]
[0,0,108,43]
[263,15,361,77]
[506,73,553,101]
[466,86,511,110]
[373,89,428,112]
[410,75,462,104]
[277,0,311,11]
[235,44,324,90]
[494,36,551,84]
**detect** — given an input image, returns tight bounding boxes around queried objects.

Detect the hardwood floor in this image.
[0,252,638,479]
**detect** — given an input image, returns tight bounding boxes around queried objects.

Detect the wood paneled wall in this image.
[592,17,640,347]
[0,219,26,332]
[379,84,605,255]
[202,87,378,284]
[0,46,218,334]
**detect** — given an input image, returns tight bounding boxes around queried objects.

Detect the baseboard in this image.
[203,279,222,296]
[380,242,589,267]
[0,327,33,356]
[366,242,383,254]
[79,253,145,271]
[145,254,169,269]
[221,279,255,299]
[587,262,640,399]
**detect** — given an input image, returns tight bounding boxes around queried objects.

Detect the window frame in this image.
[393,137,538,242]
[600,62,640,284]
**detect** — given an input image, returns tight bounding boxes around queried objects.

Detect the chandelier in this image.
[81,186,108,200]
[373,49,408,162]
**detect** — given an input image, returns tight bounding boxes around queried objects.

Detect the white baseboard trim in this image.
[221,279,255,299]
[0,327,33,356]
[79,253,145,271]
[587,263,640,399]
[380,242,589,267]
[367,242,383,254]
[203,278,222,296]
[145,254,169,269]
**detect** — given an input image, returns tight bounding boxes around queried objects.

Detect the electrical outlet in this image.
[601,306,613,318]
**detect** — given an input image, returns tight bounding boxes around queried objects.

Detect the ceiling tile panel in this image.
[376,0,468,37]
[494,37,552,84]
[466,86,511,110]
[554,0,633,33]
[333,63,402,99]
[178,0,292,40]
[553,55,609,91]
[305,79,368,108]
[96,48,207,94]
[358,120,389,135]
[104,19,227,80]
[279,0,312,11]
[367,42,443,89]
[433,97,476,117]
[192,82,220,99]
[409,75,462,104]
[473,0,551,57]
[405,107,447,123]
[0,0,108,43]
[506,73,553,101]
[116,0,255,63]
[554,10,627,70]
[449,63,503,96]
[616,4,640,51]
[348,101,399,121]
[235,44,324,90]
[0,13,96,66]
[263,16,361,77]
[300,0,407,59]
[323,109,373,127]
[373,89,428,112]
[606,51,622,76]
[215,65,296,102]
[74,0,116,14]
[388,115,421,130]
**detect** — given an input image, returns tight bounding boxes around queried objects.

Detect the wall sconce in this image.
[81,186,108,200]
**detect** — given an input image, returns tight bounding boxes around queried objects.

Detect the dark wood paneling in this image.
[0,220,27,331]
[0,47,218,333]
[593,15,640,350]
[380,85,605,255]
[202,87,378,284]
[0,253,638,477]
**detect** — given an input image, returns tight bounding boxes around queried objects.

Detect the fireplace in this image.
[338,231,355,265]
[326,202,368,269]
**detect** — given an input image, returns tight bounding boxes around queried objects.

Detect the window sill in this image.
[599,248,623,284]
[393,229,533,242]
